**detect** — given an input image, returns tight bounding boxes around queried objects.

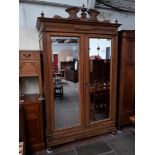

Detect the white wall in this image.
[19,3,68,50]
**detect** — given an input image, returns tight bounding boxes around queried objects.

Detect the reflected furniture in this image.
[116,30,135,127]
[54,75,63,99]
[36,6,120,148]
[89,82,110,121]
[19,51,45,152]
[54,72,62,79]
[89,59,110,83]
[54,85,63,99]
[61,61,78,82]
[93,83,110,120]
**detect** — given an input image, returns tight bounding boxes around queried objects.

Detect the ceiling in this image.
[95,0,135,13]
[19,0,135,13]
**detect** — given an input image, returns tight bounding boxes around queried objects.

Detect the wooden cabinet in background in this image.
[19,52,40,76]
[116,30,135,127]
[19,51,44,153]
[22,94,44,152]
[19,51,42,96]
[19,104,25,142]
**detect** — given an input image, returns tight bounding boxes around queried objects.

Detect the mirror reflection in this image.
[89,38,111,122]
[51,36,80,129]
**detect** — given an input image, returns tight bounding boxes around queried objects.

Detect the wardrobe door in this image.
[51,36,80,130]
[41,32,88,146]
[86,37,111,123]
[85,35,117,130]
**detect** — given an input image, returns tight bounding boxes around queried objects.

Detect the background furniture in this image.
[19,51,44,153]
[19,103,25,142]
[19,51,42,96]
[19,104,25,155]
[21,94,44,152]
[116,30,135,127]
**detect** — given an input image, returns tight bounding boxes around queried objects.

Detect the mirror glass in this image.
[89,38,111,122]
[51,36,80,129]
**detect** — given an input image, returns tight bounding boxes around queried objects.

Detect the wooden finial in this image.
[41,11,44,17]
[115,18,118,23]
[87,9,100,21]
[81,4,87,19]
[65,7,80,19]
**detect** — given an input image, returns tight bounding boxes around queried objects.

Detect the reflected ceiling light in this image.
[97,39,100,56]
[64,38,71,43]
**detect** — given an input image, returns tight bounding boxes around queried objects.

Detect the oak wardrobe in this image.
[36,6,120,148]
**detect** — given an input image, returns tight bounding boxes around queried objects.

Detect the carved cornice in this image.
[36,6,121,32]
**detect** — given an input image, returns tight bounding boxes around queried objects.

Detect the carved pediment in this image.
[36,6,121,32]
[40,5,110,22]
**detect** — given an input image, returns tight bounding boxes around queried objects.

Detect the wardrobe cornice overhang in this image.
[36,7,121,34]
[36,17,121,36]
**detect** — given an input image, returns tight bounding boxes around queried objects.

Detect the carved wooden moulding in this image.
[42,5,110,23]
[36,6,121,32]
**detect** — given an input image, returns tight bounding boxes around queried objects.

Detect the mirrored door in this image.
[51,36,81,130]
[87,38,111,123]
[50,35,112,131]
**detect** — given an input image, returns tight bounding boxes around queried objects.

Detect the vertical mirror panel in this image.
[89,38,111,122]
[51,37,80,129]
